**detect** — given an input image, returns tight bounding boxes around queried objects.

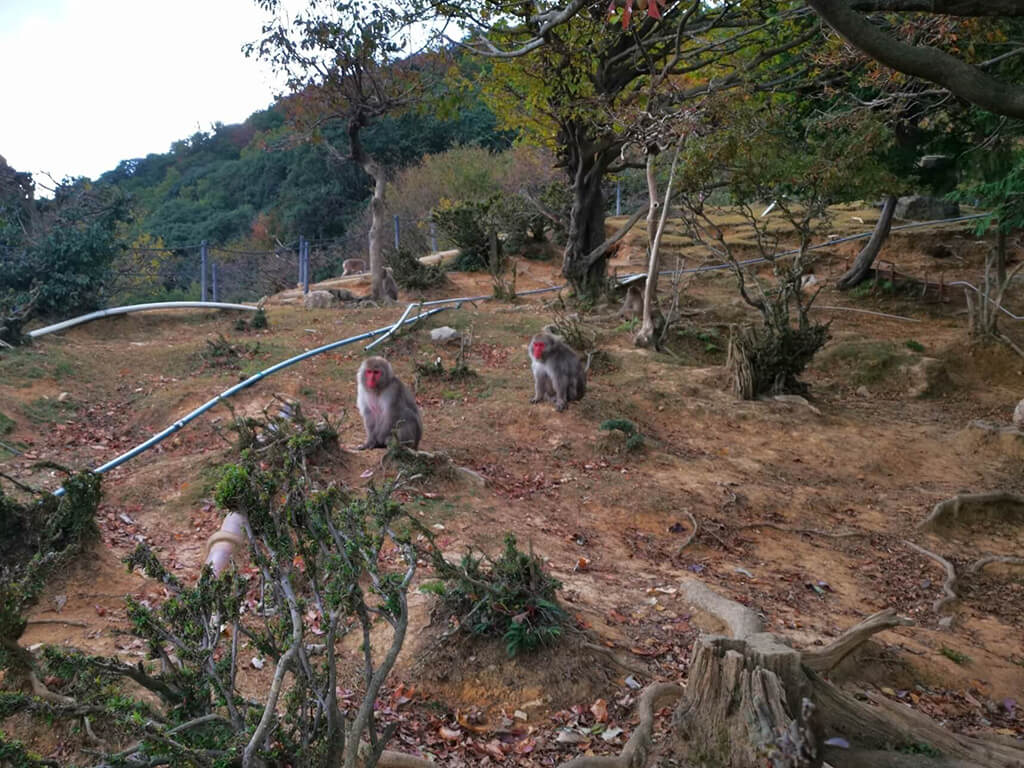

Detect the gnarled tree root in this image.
[904,541,958,614]
[680,576,764,639]
[917,492,1024,532]
[966,555,1024,574]
[557,682,684,768]
[802,609,912,674]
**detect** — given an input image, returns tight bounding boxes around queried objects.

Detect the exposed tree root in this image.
[675,510,699,555]
[377,750,436,768]
[580,641,651,678]
[801,609,913,674]
[737,521,868,539]
[557,682,684,768]
[679,577,763,639]
[904,541,958,614]
[917,491,1024,532]
[29,670,75,705]
[966,555,1024,574]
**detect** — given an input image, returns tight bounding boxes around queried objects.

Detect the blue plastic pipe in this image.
[52,306,449,496]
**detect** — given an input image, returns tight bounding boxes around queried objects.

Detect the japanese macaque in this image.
[528,332,586,411]
[382,268,399,301]
[619,282,644,320]
[356,356,422,449]
[342,258,366,275]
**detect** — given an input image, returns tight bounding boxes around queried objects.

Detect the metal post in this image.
[298,236,305,287]
[303,239,310,294]
[430,221,438,253]
[211,262,218,302]
[616,182,622,216]
[393,215,400,249]
[200,240,208,301]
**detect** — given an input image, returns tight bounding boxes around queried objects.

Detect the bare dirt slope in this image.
[2,212,1023,763]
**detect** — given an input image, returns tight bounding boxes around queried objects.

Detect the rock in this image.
[57,392,72,402]
[303,290,337,309]
[430,326,461,344]
[1013,398,1024,428]
[855,386,870,398]
[901,357,948,398]
[894,195,959,222]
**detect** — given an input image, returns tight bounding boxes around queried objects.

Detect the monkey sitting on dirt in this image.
[527,332,587,412]
[355,356,422,449]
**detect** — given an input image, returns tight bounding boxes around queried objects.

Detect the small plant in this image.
[432,196,502,272]
[939,646,971,665]
[898,742,943,758]
[198,334,260,368]
[600,418,645,452]
[432,533,567,656]
[386,248,446,291]
[233,308,268,331]
[905,339,925,353]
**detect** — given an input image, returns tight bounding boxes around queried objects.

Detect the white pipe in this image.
[205,512,248,576]
[28,301,258,338]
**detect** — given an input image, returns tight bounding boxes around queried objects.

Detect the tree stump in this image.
[671,633,822,767]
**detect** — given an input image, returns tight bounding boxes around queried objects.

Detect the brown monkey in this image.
[342,258,366,276]
[356,357,422,449]
[528,332,586,411]
[619,282,644,320]
[382,268,399,301]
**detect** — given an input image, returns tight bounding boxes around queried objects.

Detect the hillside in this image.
[1,211,1022,764]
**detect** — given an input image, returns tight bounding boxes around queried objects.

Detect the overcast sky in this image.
[0,0,287,192]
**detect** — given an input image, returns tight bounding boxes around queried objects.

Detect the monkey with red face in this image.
[356,357,422,449]
[528,332,586,411]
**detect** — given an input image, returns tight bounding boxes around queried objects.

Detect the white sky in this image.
[0,0,287,192]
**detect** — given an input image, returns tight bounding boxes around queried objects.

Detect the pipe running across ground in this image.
[28,301,259,338]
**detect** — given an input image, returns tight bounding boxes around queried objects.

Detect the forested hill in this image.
[95,94,512,249]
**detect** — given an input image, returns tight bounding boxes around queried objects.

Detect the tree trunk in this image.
[636,151,661,347]
[561,127,614,299]
[836,195,897,290]
[671,633,822,767]
[349,118,387,301]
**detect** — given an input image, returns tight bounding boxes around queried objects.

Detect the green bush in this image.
[386,247,447,290]
[431,196,501,271]
[432,533,567,656]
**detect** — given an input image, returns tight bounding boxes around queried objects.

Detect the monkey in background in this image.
[527,332,586,412]
[342,258,366,276]
[382,268,399,301]
[619,282,644,320]
[355,357,422,449]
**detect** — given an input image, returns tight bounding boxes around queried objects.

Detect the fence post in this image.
[211,262,218,302]
[430,221,438,253]
[393,215,401,250]
[200,240,208,301]
[298,236,305,287]
[616,181,622,216]
[303,239,310,295]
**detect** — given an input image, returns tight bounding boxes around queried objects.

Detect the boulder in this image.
[430,326,461,344]
[303,290,337,309]
[894,195,959,222]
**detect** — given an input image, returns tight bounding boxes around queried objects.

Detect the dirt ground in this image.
[2,207,1023,764]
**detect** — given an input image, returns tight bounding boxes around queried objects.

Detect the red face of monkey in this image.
[364,367,383,390]
[531,340,545,360]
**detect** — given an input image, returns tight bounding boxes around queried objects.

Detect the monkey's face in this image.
[531,340,546,361]
[364,367,384,390]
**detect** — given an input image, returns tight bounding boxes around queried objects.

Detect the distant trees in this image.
[0,170,129,326]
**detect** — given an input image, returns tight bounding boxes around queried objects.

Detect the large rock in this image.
[303,290,337,309]
[430,326,461,344]
[894,195,959,222]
